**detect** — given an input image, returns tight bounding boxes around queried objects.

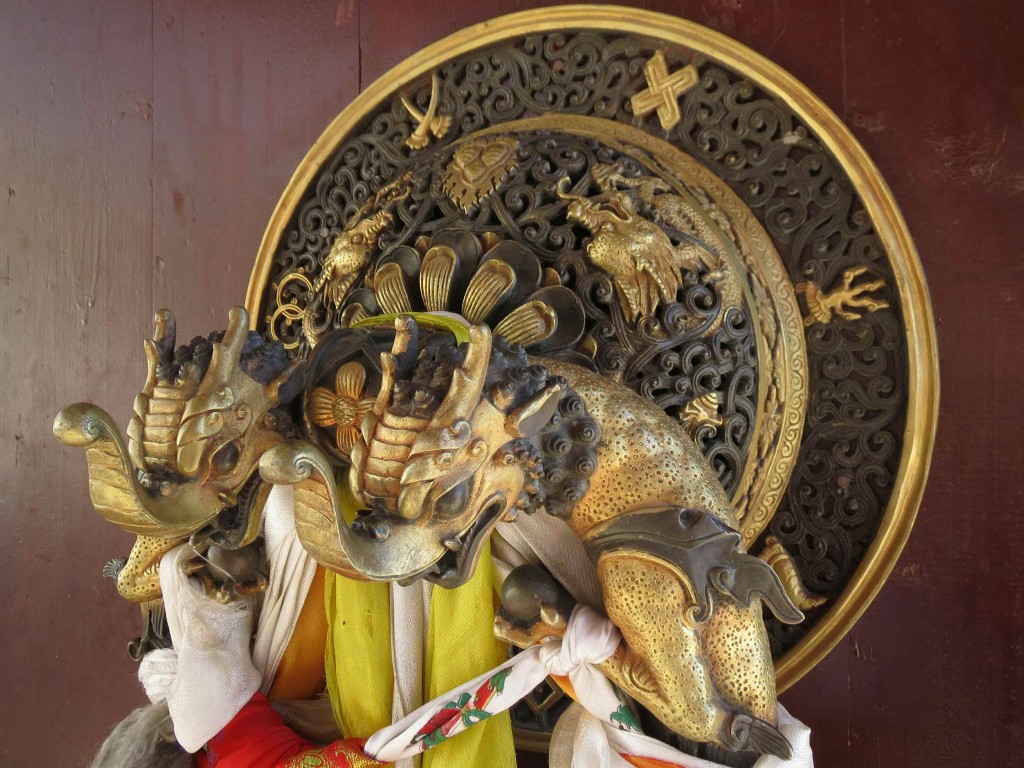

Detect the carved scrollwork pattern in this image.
[376,133,759,496]
[255,32,908,661]
[659,58,905,655]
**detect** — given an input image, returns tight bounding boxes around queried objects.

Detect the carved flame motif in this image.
[681,392,723,438]
[441,136,519,210]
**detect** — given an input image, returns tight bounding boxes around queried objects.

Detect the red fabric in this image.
[194,693,381,768]
[194,692,309,767]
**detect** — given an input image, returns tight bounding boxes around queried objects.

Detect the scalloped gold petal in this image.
[492,300,557,347]
[420,245,457,312]
[335,361,367,399]
[374,262,412,314]
[462,259,515,323]
[336,425,359,456]
[309,387,339,427]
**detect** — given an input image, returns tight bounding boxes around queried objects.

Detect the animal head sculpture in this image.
[54,307,304,544]
[272,313,600,588]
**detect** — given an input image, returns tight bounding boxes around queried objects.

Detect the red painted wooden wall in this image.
[1,2,1020,765]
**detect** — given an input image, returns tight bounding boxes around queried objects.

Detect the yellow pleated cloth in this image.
[325,542,516,768]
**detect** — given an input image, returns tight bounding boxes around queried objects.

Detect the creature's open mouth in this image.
[402,503,505,589]
[191,470,266,549]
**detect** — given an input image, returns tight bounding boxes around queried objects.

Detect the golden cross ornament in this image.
[631,50,699,130]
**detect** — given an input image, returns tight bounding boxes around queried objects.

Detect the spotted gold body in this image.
[268,315,800,758]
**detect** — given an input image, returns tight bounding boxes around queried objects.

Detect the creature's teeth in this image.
[442,537,463,552]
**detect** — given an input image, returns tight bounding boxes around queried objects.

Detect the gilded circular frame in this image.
[246,5,938,693]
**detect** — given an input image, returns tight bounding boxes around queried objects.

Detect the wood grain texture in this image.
[1,1,1020,765]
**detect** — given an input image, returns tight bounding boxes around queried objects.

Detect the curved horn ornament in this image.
[53,403,212,537]
[260,441,366,581]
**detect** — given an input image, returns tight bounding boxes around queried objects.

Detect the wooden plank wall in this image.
[1,1,1020,765]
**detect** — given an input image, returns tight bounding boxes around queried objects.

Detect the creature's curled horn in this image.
[55,306,303,541]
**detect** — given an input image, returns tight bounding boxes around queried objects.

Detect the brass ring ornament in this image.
[246,2,937,740]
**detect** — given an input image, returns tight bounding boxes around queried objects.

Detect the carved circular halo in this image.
[246,4,938,701]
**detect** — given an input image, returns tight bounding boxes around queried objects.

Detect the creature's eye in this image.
[433,481,469,519]
[210,441,240,475]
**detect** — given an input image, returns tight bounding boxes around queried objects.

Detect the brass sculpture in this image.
[267,314,802,757]
[54,306,304,548]
[59,10,940,764]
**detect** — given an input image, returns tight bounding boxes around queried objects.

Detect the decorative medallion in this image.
[442,136,520,210]
[245,5,937,750]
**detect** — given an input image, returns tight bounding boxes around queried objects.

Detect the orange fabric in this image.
[267,565,329,701]
[622,757,686,768]
[550,674,576,700]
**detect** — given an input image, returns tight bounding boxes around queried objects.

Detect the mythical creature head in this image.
[285,314,600,588]
[55,307,304,545]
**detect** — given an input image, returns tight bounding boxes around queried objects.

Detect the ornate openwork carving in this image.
[242,6,935,753]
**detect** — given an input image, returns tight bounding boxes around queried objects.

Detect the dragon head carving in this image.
[274,314,600,588]
[55,306,304,545]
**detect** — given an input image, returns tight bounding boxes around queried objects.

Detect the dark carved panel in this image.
[255,30,908,664]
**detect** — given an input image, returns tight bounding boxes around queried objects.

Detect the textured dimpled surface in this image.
[599,552,723,742]
[542,360,734,536]
[703,599,777,725]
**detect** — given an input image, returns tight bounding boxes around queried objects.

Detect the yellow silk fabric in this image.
[323,502,515,767]
[325,573,393,740]
[421,539,516,768]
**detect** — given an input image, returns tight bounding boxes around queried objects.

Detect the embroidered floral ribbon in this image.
[364,605,632,762]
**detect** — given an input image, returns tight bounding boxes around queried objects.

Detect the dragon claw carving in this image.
[797,266,890,326]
